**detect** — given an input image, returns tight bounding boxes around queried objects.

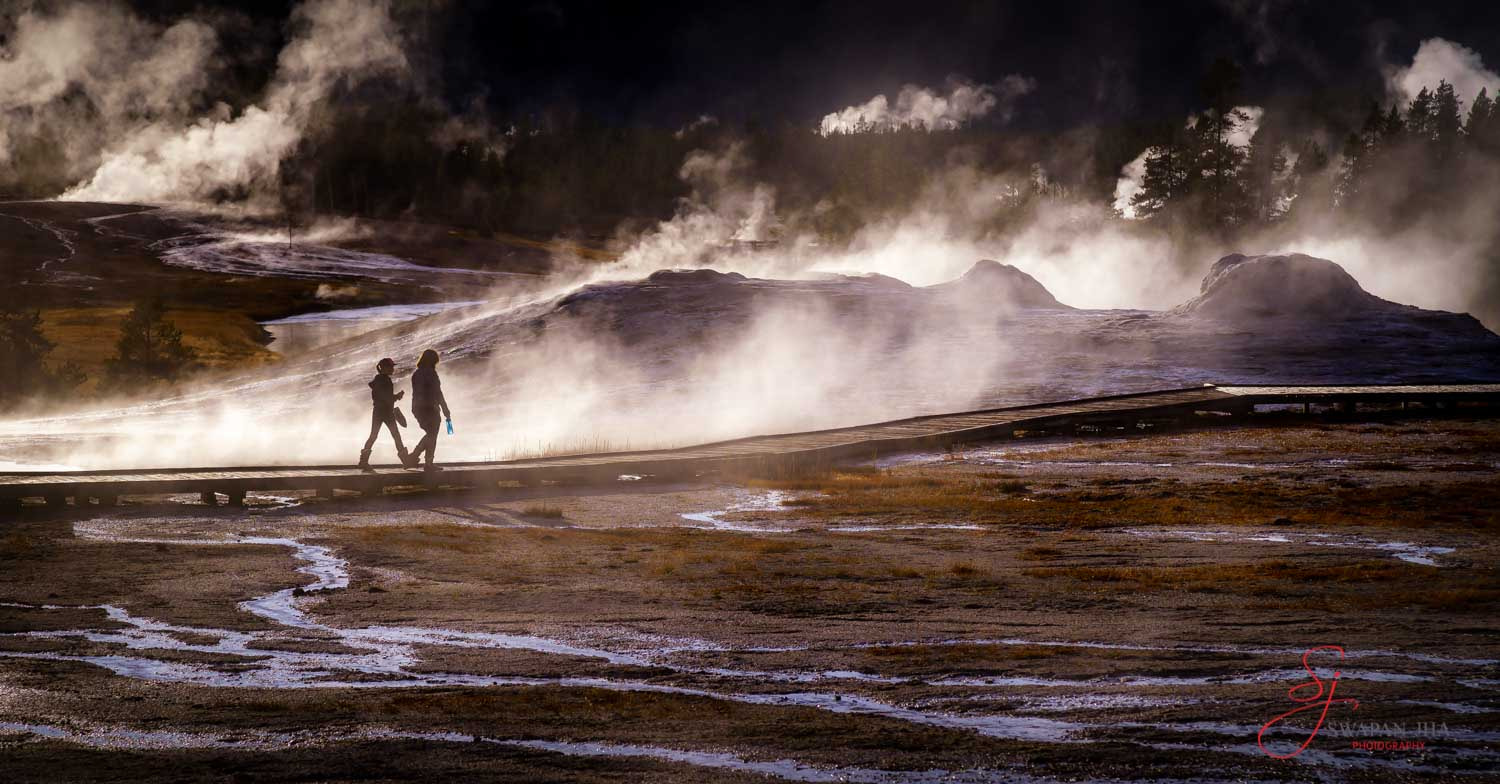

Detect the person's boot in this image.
[397,446,416,469]
[358,448,374,474]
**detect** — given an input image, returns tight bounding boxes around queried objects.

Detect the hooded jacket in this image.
[368,373,398,415]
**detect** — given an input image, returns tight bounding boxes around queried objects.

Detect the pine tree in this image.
[1382,105,1405,141]
[1485,90,1500,150]
[1195,57,1249,227]
[1336,100,1409,210]
[1334,131,1365,207]
[1,309,56,407]
[1432,80,1463,161]
[0,308,85,408]
[105,300,198,383]
[1407,87,1435,140]
[1130,141,1193,220]
[1242,128,1288,223]
[1467,88,1494,152]
[1196,106,1252,226]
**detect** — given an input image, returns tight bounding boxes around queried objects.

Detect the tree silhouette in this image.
[1432,80,1463,162]
[1336,103,1389,208]
[1197,106,1253,226]
[1469,88,1496,154]
[0,308,85,408]
[1242,127,1289,223]
[1407,87,1434,140]
[1130,139,1193,220]
[106,300,197,383]
[1196,58,1249,226]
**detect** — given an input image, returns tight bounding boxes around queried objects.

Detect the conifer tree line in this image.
[1129,74,1500,232]
[251,60,1500,245]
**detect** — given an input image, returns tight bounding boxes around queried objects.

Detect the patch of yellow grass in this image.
[39,307,279,390]
[349,523,504,555]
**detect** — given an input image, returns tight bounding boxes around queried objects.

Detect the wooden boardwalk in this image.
[3,383,1497,509]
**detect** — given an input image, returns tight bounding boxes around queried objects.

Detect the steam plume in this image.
[0,0,409,205]
[58,0,407,206]
[1386,38,1500,105]
[0,1,217,182]
[817,76,1035,136]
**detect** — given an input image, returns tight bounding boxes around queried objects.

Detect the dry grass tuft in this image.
[1017,556,1500,612]
[948,561,983,576]
[746,465,1500,531]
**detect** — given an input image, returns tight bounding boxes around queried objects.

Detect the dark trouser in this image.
[412,410,441,466]
[362,409,406,456]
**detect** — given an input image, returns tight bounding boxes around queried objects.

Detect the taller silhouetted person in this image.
[359,357,410,472]
[410,348,452,471]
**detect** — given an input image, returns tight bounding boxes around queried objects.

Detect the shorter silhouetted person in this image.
[359,357,410,472]
[410,348,452,471]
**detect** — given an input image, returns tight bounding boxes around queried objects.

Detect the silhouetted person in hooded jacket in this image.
[359,357,410,471]
[410,348,452,471]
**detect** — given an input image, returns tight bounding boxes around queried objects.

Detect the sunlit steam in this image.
[0,2,216,181]
[817,76,1035,136]
[1386,37,1500,105]
[52,0,407,206]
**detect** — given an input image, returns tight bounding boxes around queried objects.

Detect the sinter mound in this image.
[1175,253,1404,320]
[931,259,1071,309]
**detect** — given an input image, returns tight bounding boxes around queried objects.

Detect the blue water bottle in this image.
[446,418,454,435]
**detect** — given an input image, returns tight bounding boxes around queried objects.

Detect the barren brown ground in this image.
[0,417,1496,782]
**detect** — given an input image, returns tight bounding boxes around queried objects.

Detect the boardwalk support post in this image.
[200,491,218,507]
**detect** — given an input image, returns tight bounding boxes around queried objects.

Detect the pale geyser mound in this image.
[929,259,1072,309]
[1174,253,1489,332]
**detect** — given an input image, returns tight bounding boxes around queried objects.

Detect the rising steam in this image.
[0,1,217,181]
[1386,37,1500,105]
[58,0,407,206]
[0,0,409,207]
[817,76,1035,136]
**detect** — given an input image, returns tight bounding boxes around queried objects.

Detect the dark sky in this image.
[135,0,1500,129]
